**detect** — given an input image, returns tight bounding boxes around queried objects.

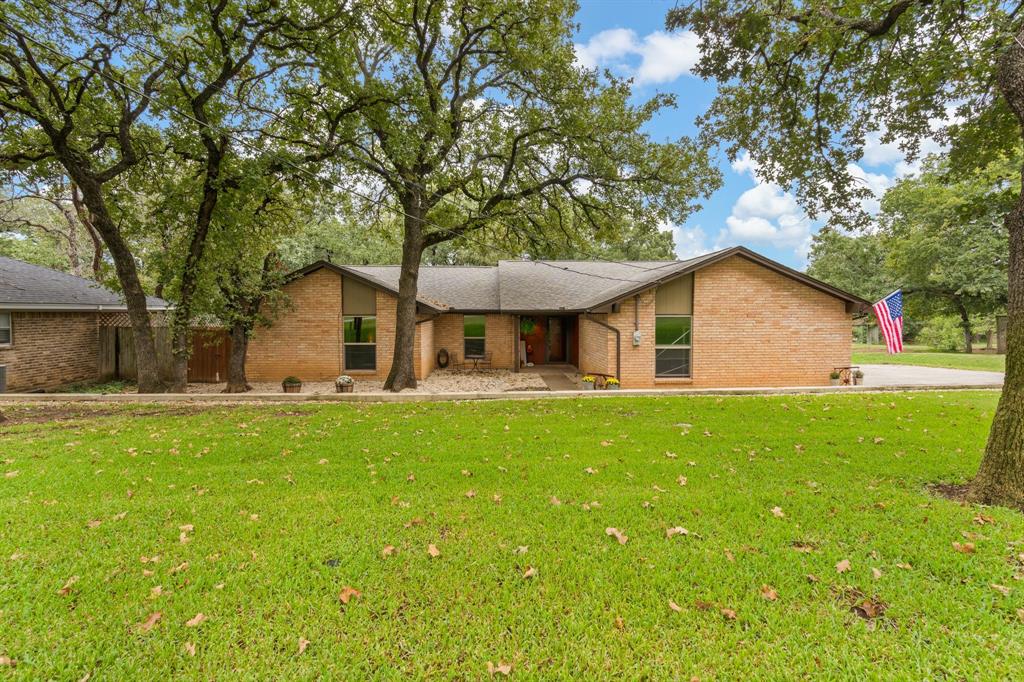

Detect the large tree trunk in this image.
[968,31,1024,509]
[384,200,424,391]
[956,300,974,354]
[168,144,222,392]
[72,173,168,393]
[223,321,253,393]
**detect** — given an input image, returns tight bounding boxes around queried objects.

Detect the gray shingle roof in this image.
[347,265,500,311]
[0,256,168,310]
[295,246,867,314]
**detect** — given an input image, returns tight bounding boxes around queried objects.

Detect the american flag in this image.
[873,290,904,353]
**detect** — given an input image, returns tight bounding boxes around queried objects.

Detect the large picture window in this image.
[655,315,691,377]
[0,312,10,345]
[464,315,486,357]
[344,316,376,370]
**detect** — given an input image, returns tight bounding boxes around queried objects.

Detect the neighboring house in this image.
[0,257,168,392]
[247,246,868,388]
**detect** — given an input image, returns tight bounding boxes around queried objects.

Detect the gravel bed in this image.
[185,369,548,395]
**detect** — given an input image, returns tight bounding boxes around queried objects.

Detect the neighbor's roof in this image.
[292,246,868,313]
[0,256,168,311]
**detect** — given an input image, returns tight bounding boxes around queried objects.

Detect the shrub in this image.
[917,316,965,352]
[282,376,302,385]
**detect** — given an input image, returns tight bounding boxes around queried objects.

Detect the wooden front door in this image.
[548,317,566,362]
[521,316,547,365]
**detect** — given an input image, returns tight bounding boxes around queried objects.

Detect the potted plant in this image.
[829,370,841,386]
[581,375,596,390]
[335,375,355,393]
[853,369,864,386]
[606,377,621,391]
[282,376,302,393]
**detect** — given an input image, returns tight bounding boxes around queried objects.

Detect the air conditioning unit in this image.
[0,365,6,393]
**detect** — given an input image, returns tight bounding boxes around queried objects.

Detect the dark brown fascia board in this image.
[583,246,870,313]
[284,261,446,312]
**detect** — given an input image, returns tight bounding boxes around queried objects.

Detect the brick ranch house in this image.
[0,256,168,392]
[247,246,869,389]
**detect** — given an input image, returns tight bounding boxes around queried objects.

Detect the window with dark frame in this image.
[464,314,486,357]
[343,315,376,370]
[0,312,10,345]
[655,315,691,377]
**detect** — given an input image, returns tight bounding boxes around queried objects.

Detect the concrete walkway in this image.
[860,363,1003,387]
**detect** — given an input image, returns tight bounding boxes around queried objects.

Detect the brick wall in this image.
[578,314,609,375]
[416,317,435,379]
[608,290,656,387]
[0,311,100,391]
[433,314,463,360]
[247,268,343,381]
[430,312,514,368]
[690,256,850,387]
[246,268,435,383]
[485,314,515,368]
[588,255,851,388]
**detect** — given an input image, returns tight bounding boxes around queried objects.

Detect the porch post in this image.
[513,315,519,372]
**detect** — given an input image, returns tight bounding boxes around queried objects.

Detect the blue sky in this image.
[573,0,928,270]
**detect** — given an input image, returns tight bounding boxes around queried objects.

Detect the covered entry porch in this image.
[516,314,579,368]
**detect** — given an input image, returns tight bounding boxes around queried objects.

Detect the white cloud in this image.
[573,28,636,70]
[574,28,699,85]
[660,220,711,259]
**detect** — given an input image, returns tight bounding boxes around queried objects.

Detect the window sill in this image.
[344,369,378,374]
[655,377,692,384]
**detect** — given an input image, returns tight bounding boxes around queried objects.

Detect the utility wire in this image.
[0,13,692,286]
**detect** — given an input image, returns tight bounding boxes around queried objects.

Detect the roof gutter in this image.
[584,312,620,381]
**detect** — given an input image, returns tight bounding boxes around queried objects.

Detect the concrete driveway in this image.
[860,363,1003,388]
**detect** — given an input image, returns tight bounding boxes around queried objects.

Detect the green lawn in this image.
[853,344,1006,372]
[1,393,1022,678]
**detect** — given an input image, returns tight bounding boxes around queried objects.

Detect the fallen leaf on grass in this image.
[720,608,737,621]
[87,519,102,529]
[170,562,189,574]
[991,583,1012,597]
[953,542,976,554]
[770,507,785,518]
[605,527,628,545]
[184,642,196,657]
[58,575,79,596]
[666,527,689,538]
[600,440,612,447]
[676,475,687,486]
[613,616,625,630]
[871,568,883,580]
[668,600,683,613]
[381,545,397,558]
[522,566,537,579]
[185,613,207,627]
[428,544,441,558]
[791,542,816,553]
[973,513,995,526]
[150,586,163,598]
[404,517,425,528]
[549,496,562,506]
[407,473,416,482]
[806,574,820,583]
[318,459,328,465]
[339,586,362,605]
[835,559,851,573]
[465,490,477,498]
[4,470,18,479]
[514,546,528,555]
[584,467,597,475]
[298,637,311,655]
[493,494,502,504]
[0,655,14,667]
[487,660,512,676]
[138,611,162,633]
[760,585,778,601]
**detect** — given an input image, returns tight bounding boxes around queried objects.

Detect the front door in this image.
[548,317,566,362]
[521,316,547,365]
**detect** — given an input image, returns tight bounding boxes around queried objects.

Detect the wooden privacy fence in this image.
[99,327,230,384]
